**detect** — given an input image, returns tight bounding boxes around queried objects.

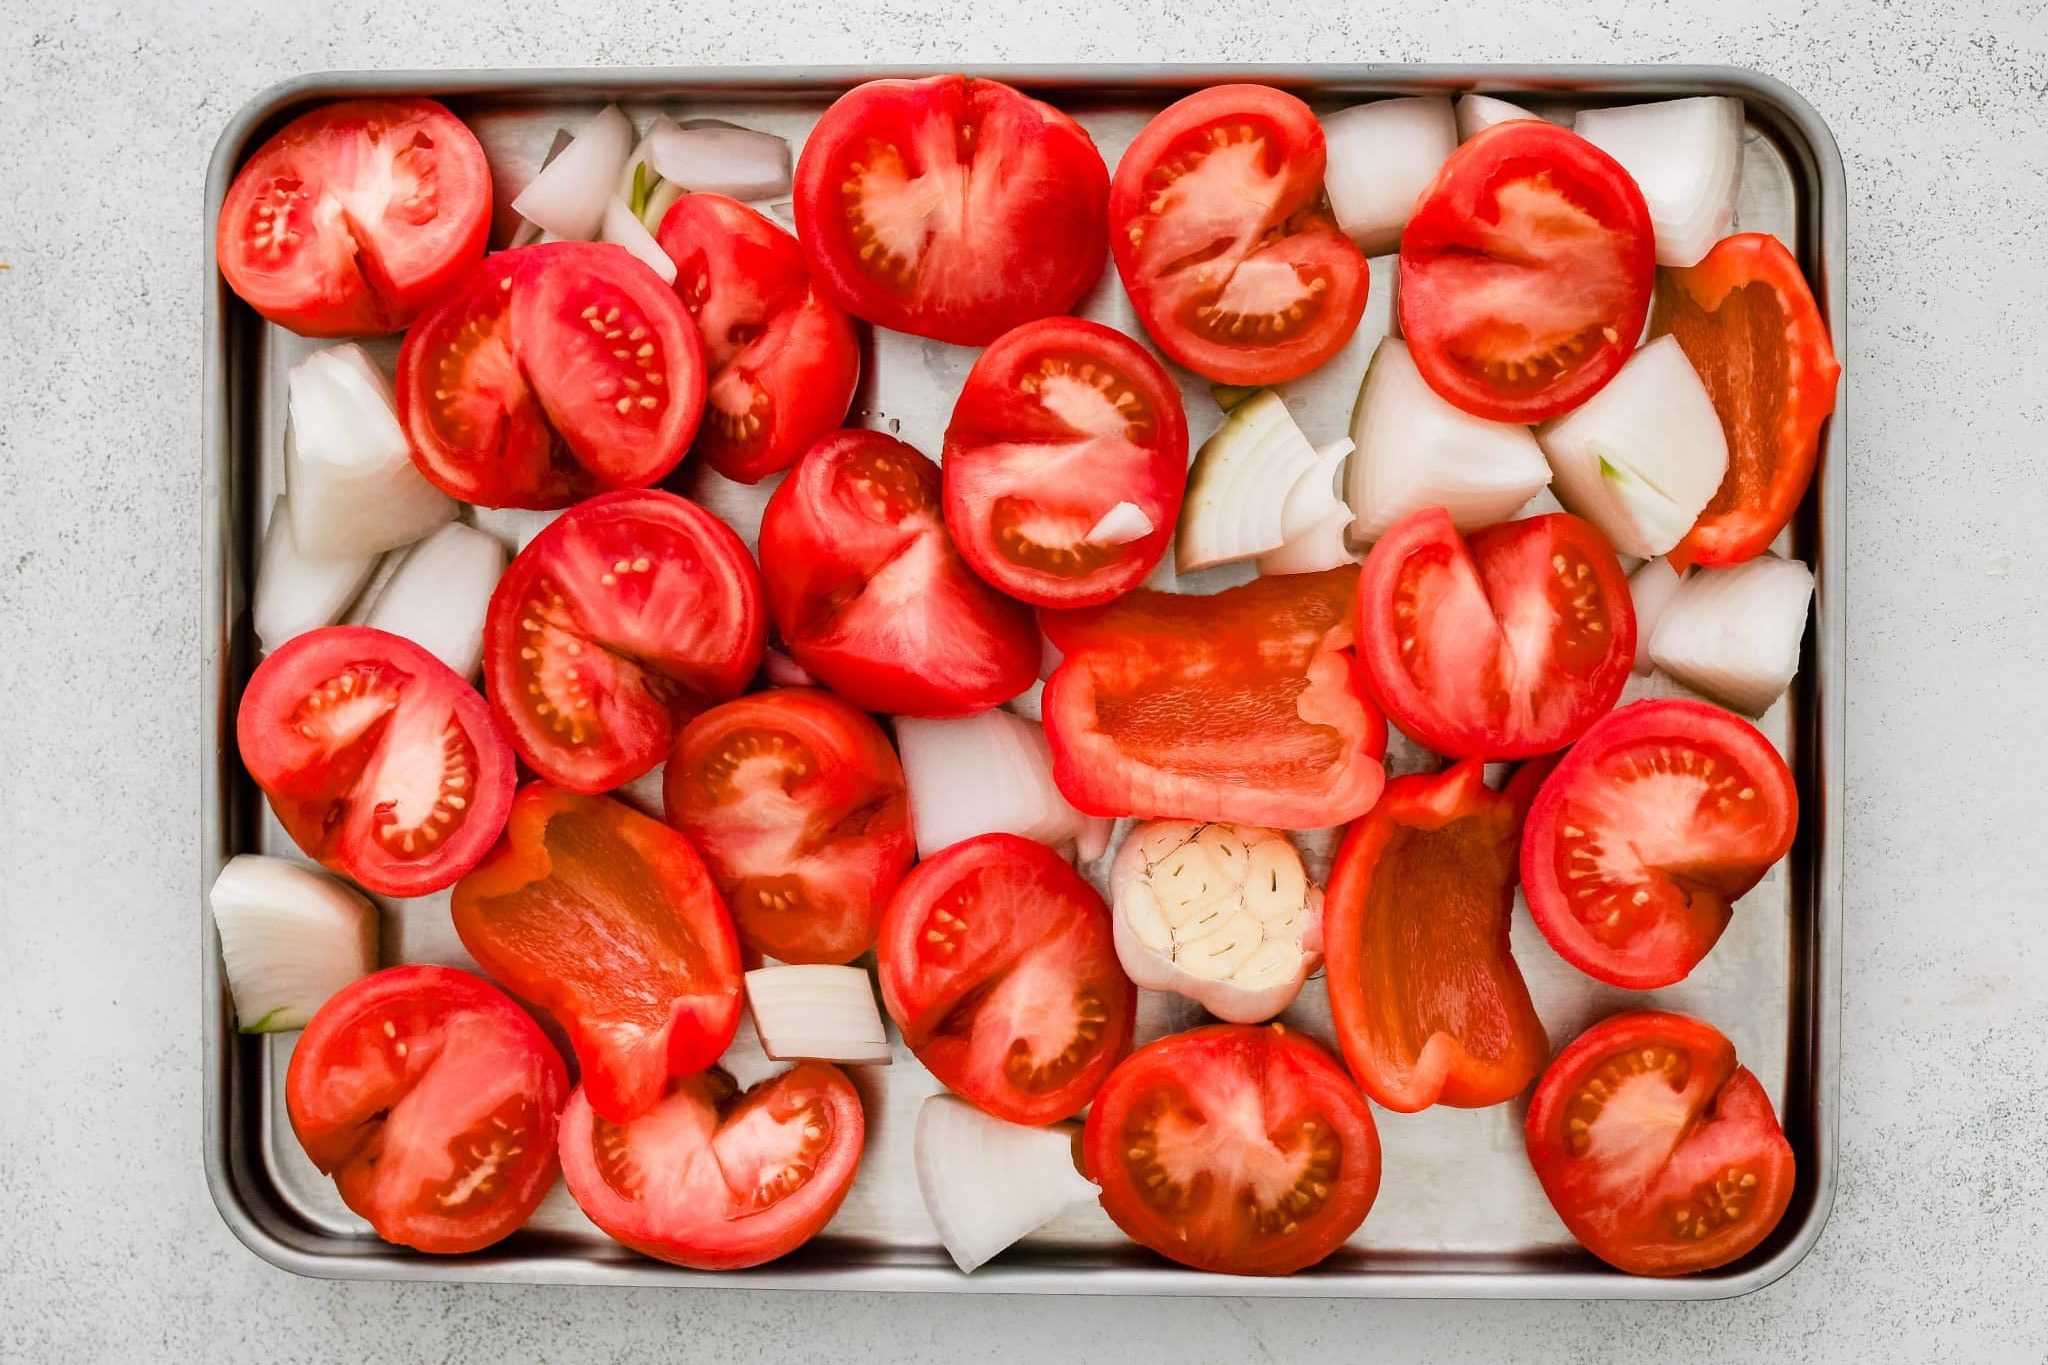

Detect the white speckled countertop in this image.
[3,2,2045,1360]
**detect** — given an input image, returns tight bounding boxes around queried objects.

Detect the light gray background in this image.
[2,1,2042,1361]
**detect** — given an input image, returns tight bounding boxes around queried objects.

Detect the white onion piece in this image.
[363,522,507,679]
[1649,556,1814,715]
[1280,438,1354,540]
[1456,93,1537,139]
[208,855,378,1033]
[1257,506,1357,576]
[1178,390,1321,571]
[762,647,816,687]
[745,965,892,1065]
[914,1095,1097,1274]
[1320,97,1457,255]
[1628,557,1688,674]
[253,494,376,654]
[600,194,678,284]
[676,463,779,553]
[617,112,682,226]
[511,104,634,242]
[286,345,455,558]
[1085,500,1155,546]
[1537,337,1729,559]
[1576,97,1744,268]
[895,710,1087,857]
[649,121,793,200]
[1076,815,1115,865]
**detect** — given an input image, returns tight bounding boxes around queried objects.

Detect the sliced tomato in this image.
[218,98,491,337]
[1083,1023,1381,1276]
[1653,232,1842,570]
[1526,1010,1795,1276]
[941,317,1189,607]
[236,626,516,897]
[396,242,707,509]
[1040,567,1386,827]
[1108,84,1369,386]
[878,833,1134,1125]
[758,429,1040,716]
[1356,509,1635,761]
[1400,120,1655,423]
[655,193,862,484]
[664,689,914,964]
[1323,759,1551,1113]
[793,75,1109,346]
[285,965,568,1254]
[1522,699,1798,989]
[451,785,744,1124]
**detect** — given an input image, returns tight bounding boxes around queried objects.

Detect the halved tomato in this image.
[558,1061,863,1270]
[1400,120,1655,422]
[451,785,744,1124]
[1108,84,1369,386]
[236,626,516,897]
[878,833,1134,1125]
[1356,509,1635,760]
[483,489,765,793]
[218,98,491,337]
[1521,699,1797,989]
[1653,232,1842,570]
[664,688,914,964]
[758,429,1040,716]
[1526,1010,1795,1277]
[942,317,1188,607]
[655,193,862,484]
[1083,1023,1381,1276]
[286,965,568,1254]
[397,242,707,509]
[793,75,1109,345]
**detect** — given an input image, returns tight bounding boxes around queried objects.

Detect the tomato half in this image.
[236,626,516,897]
[1040,567,1386,827]
[218,98,491,337]
[1323,759,1551,1113]
[942,317,1189,607]
[655,193,862,484]
[1083,1024,1381,1276]
[1653,232,1842,570]
[397,242,707,509]
[285,965,568,1254]
[558,1061,864,1270]
[482,489,765,793]
[1526,1010,1795,1276]
[1108,84,1369,386]
[793,75,1109,346]
[664,689,914,964]
[1522,699,1797,989]
[758,429,1041,716]
[878,833,1134,1125]
[451,785,744,1124]
[1400,121,1655,423]
[1356,509,1635,761]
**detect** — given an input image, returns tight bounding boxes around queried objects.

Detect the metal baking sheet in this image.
[201,65,1845,1298]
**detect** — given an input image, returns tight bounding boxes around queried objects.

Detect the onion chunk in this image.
[1178,390,1323,572]
[1321,97,1458,255]
[648,120,793,200]
[915,1094,1097,1273]
[253,494,377,654]
[1576,97,1744,268]
[1627,557,1688,675]
[1649,555,1814,714]
[363,522,507,679]
[208,855,379,1032]
[511,104,634,242]
[286,345,456,559]
[1456,93,1538,139]
[895,710,1089,857]
[745,965,892,1065]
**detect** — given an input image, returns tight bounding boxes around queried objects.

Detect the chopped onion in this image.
[511,104,634,242]
[253,494,377,654]
[914,1094,1097,1273]
[649,120,793,200]
[1456,93,1537,139]
[895,710,1088,857]
[1178,390,1321,572]
[1649,556,1814,714]
[1257,438,1358,575]
[600,194,678,284]
[1321,97,1458,255]
[286,345,455,558]
[762,647,816,687]
[745,965,892,1065]
[1085,501,1155,546]
[208,855,378,1033]
[362,522,507,679]
[1575,97,1744,268]
[1628,557,1688,674]
[1280,438,1354,540]
[1076,815,1115,865]
[617,112,683,230]
[1258,506,1357,576]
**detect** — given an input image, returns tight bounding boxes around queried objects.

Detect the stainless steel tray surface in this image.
[202,65,1845,1298]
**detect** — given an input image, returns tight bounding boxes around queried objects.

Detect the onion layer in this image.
[914,1094,1097,1273]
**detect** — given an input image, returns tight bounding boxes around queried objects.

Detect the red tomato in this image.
[878,834,1134,1125]
[397,242,707,509]
[558,1061,863,1270]
[236,626,516,897]
[758,429,1040,716]
[1356,509,1635,761]
[482,489,765,793]
[1654,232,1842,570]
[1083,1024,1381,1276]
[1323,759,1551,1113]
[655,193,862,484]
[793,75,1109,345]
[1109,84,1369,386]
[941,317,1189,607]
[451,785,744,1124]
[1521,699,1797,989]
[217,99,491,337]
[1526,1010,1795,1276]
[285,965,568,1254]
[1400,121,1655,422]
[664,689,914,965]
[1040,567,1386,827]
